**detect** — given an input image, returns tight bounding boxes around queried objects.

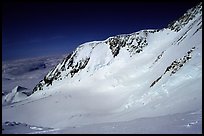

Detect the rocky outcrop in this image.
[168,2,202,32]
[150,47,195,87]
[106,31,149,57]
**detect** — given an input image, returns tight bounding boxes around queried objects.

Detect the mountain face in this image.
[32,2,202,94]
[3,2,202,131]
[32,30,151,92]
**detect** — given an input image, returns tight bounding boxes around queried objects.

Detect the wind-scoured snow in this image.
[2,2,202,134]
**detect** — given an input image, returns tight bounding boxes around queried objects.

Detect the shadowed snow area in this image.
[2,2,202,134]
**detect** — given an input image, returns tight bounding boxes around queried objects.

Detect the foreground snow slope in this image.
[2,110,202,134]
[2,2,202,133]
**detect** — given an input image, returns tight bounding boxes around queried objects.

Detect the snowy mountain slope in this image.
[31,3,202,94]
[2,2,202,133]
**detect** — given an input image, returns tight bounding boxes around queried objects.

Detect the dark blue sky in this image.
[2,1,200,60]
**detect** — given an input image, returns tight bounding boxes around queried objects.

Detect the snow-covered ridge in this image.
[31,29,166,93]
[168,2,202,31]
[31,32,145,92]
[32,2,202,94]
[2,86,30,105]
